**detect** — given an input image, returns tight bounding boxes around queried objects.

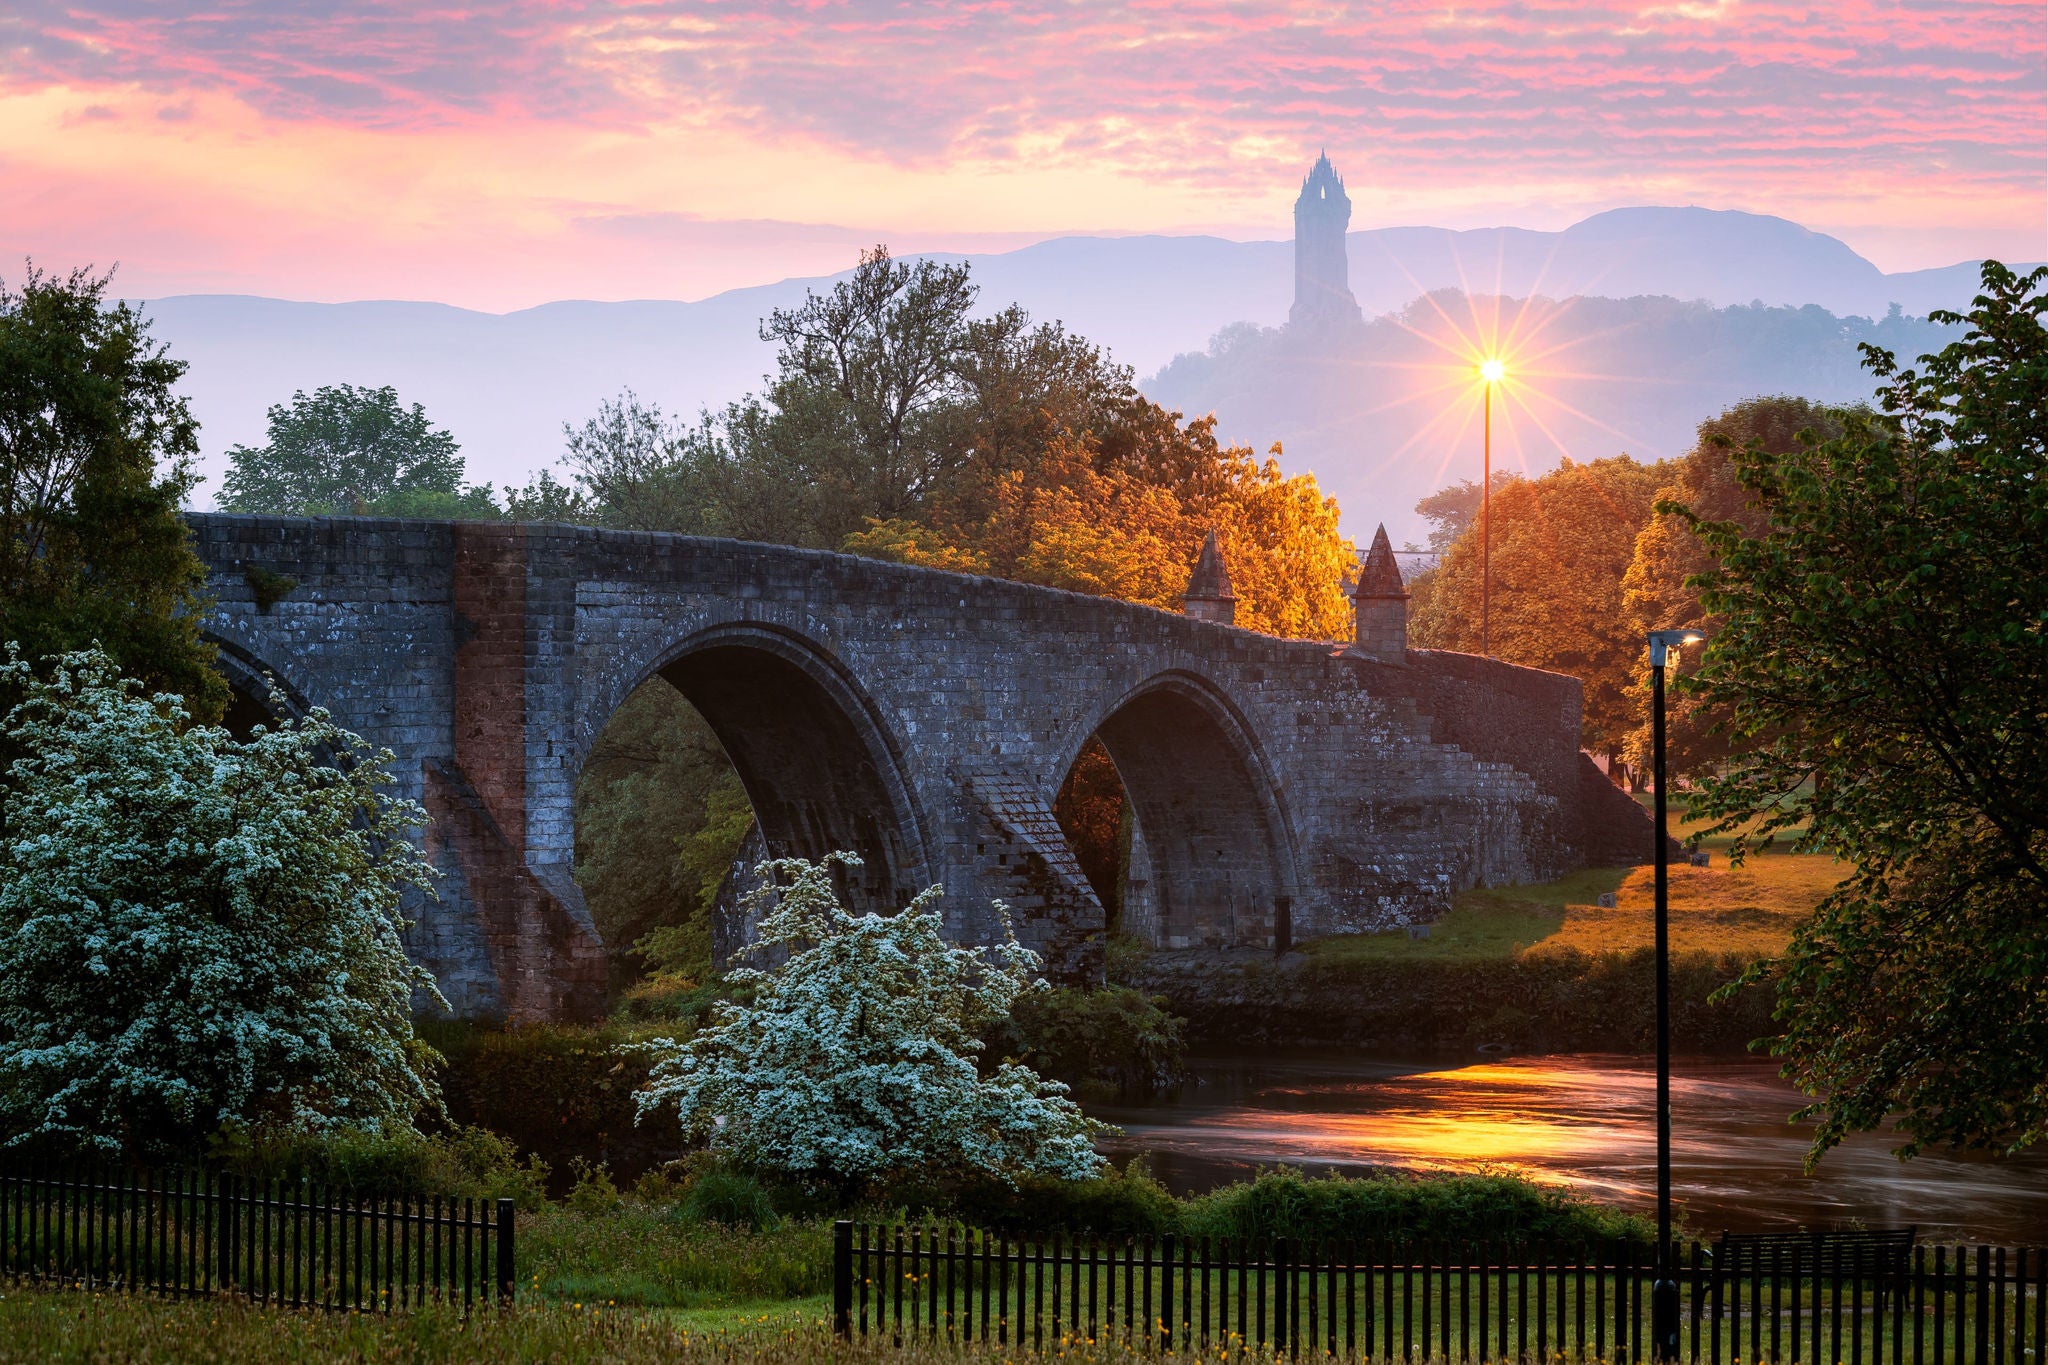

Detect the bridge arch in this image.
[205,633,314,738]
[1057,670,1299,950]
[601,621,933,915]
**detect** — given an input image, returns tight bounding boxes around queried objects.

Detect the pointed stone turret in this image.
[1347,524,1408,662]
[1182,530,1237,626]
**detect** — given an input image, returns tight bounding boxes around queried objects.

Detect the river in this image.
[1090,1051,2048,1244]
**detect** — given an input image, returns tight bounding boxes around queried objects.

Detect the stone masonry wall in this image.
[190,514,1660,1020]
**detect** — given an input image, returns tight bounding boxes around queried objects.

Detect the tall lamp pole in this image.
[1479,358,1504,656]
[1647,627,1702,1363]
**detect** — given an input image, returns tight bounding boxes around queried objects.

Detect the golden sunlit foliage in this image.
[1618,397,1843,777]
[1409,454,1665,764]
[1052,738,1126,913]
[1406,399,1845,780]
[848,422,1355,641]
[549,247,1356,643]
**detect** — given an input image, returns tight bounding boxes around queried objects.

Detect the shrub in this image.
[915,1164,1644,1245]
[1179,1168,1653,1248]
[997,985,1186,1097]
[567,1159,624,1214]
[614,973,733,1027]
[1103,932,1151,983]
[422,1020,668,1186]
[1142,947,1775,1053]
[682,1166,782,1231]
[636,854,1108,1189]
[220,1124,552,1210]
[941,1158,1181,1237]
[0,649,439,1162]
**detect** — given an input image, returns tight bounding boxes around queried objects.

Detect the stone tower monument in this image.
[1290,152,1363,329]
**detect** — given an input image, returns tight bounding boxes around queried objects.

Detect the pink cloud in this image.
[0,0,2039,301]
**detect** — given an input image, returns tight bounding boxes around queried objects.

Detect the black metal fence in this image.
[832,1224,2045,1362]
[0,1166,513,1310]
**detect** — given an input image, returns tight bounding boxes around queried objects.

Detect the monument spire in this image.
[1290,152,1363,331]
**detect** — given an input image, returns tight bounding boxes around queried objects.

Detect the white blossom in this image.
[635,853,1109,1187]
[0,648,443,1158]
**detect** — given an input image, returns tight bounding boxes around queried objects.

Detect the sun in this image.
[1480,357,1506,384]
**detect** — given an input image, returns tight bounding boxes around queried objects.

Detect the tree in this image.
[550,391,703,532]
[539,249,1354,640]
[0,263,225,720]
[756,248,979,527]
[0,648,441,1161]
[220,383,494,517]
[636,854,1108,1189]
[1414,472,1522,553]
[574,678,752,982]
[849,421,1356,641]
[676,252,1138,550]
[1054,739,1128,922]
[500,468,587,524]
[1619,397,1844,778]
[1408,456,1666,767]
[1681,263,2048,1158]
[647,772,754,973]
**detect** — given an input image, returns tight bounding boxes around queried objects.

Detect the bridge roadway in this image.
[191,514,1655,1021]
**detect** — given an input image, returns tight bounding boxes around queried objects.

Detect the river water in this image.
[1090,1052,2048,1244]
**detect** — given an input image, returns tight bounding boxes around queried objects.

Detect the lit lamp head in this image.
[1480,357,1506,384]
[1647,628,1706,668]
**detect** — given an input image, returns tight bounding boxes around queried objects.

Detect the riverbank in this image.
[1120,814,1837,1056]
[1122,945,1775,1053]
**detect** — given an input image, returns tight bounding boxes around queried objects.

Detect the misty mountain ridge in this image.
[1150,290,1960,544]
[132,206,2027,537]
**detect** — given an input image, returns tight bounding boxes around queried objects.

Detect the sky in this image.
[4,1,2043,310]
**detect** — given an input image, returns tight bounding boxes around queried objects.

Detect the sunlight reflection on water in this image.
[1092,1053,2048,1242]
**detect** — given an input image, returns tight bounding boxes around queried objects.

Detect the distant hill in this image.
[133,208,2024,515]
[1335,208,2006,320]
[1148,292,1960,544]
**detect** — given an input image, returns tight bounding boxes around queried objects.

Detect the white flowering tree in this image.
[0,648,442,1160]
[636,853,1108,1188]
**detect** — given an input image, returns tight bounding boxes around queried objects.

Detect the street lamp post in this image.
[1646,627,1702,1363]
[1479,358,1504,656]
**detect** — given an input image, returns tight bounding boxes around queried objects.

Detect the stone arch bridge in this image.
[191,515,1654,1022]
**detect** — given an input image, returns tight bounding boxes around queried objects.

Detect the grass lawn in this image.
[1308,794,1843,966]
[0,1282,1146,1364]
[520,1203,832,1310]
[666,1294,833,1333]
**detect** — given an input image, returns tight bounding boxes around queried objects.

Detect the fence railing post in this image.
[1976,1245,1992,1365]
[834,1220,853,1337]
[495,1199,515,1304]
[215,1171,235,1293]
[1274,1236,1291,1358]
[1160,1233,1176,1352]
